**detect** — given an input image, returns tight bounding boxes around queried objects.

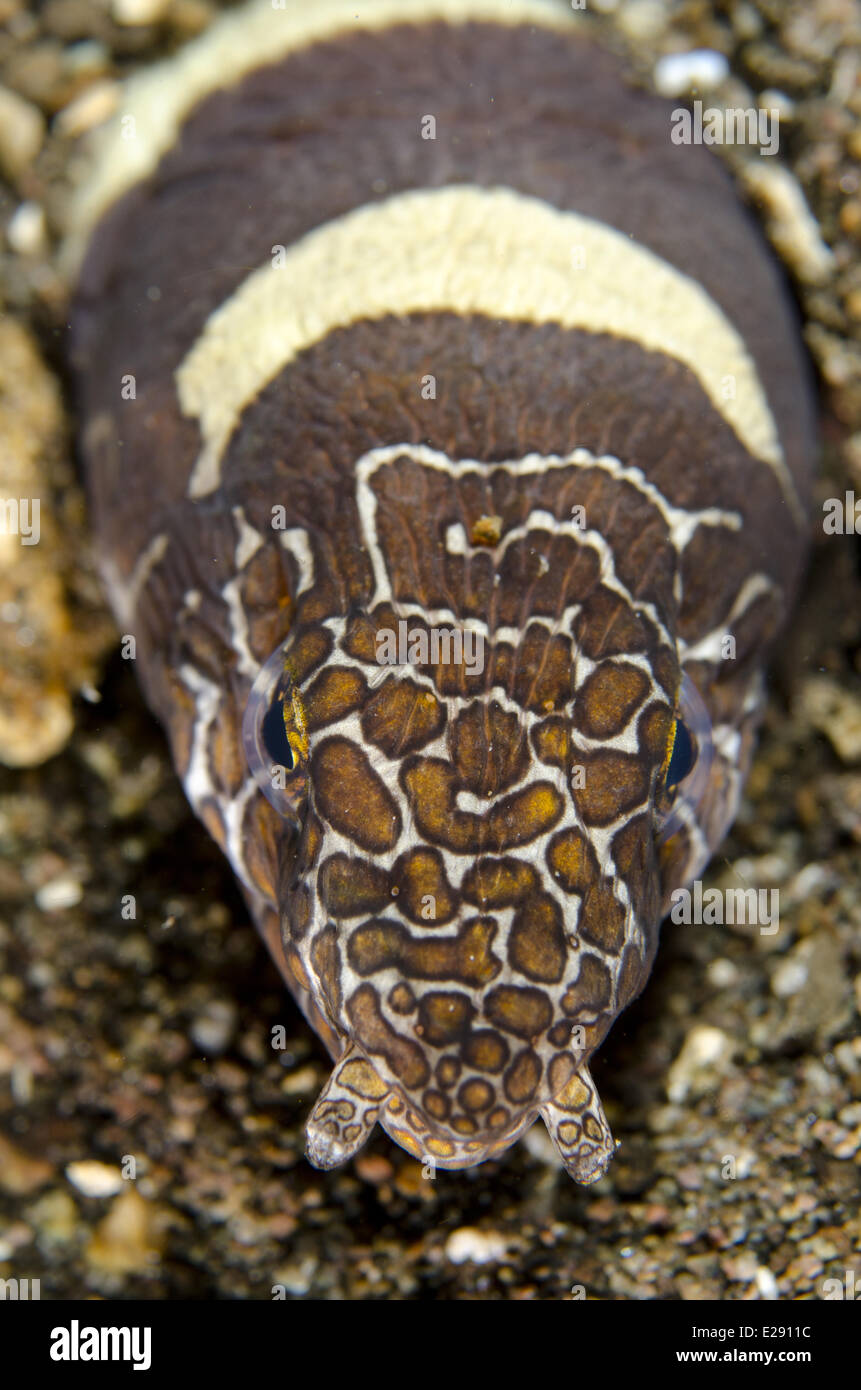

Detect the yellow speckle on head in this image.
[470,514,503,546]
[289,683,309,757]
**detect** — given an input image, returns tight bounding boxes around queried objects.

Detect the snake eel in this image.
[68,0,816,1183]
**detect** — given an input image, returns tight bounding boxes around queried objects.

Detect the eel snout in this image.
[304,1043,616,1183]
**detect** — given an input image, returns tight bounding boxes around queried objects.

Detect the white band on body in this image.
[173,184,796,517]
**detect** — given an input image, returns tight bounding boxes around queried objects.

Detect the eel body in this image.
[69,0,816,1182]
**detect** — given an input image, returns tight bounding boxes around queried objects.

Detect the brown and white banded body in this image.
[69,0,816,1182]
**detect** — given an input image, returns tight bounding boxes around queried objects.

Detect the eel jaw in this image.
[304,1043,389,1170]
[538,1064,617,1184]
[305,1044,616,1184]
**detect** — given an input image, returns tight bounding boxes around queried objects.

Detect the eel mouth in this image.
[304,1042,615,1184]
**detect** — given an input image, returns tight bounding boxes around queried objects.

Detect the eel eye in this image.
[261,697,295,771]
[242,641,309,821]
[656,673,714,842]
[664,715,696,790]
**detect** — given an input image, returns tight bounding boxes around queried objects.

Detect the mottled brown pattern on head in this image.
[461,1029,510,1074]
[423,1089,450,1121]
[210,698,246,797]
[616,941,649,1011]
[401,759,564,852]
[530,716,570,771]
[318,853,390,918]
[360,675,446,757]
[576,750,650,825]
[311,736,401,852]
[458,1078,495,1113]
[391,847,457,925]
[561,953,613,1018]
[461,857,538,909]
[302,666,367,731]
[348,917,502,986]
[346,984,429,1089]
[286,627,334,684]
[504,1048,543,1104]
[484,985,553,1041]
[436,1056,461,1089]
[234,543,296,666]
[638,700,676,765]
[510,627,576,713]
[310,926,342,1016]
[231,795,281,906]
[612,814,662,953]
[508,894,568,984]
[388,983,416,1016]
[416,991,475,1047]
[450,701,528,796]
[546,828,599,894]
[573,588,653,659]
[577,881,627,955]
[573,661,651,739]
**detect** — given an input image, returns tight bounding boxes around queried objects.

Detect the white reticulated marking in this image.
[222,774,260,892]
[101,532,169,629]
[678,571,778,664]
[712,723,742,766]
[564,449,744,550]
[65,0,572,271]
[175,192,792,508]
[221,576,261,680]
[661,792,711,882]
[279,527,315,595]
[232,505,264,570]
[178,663,221,810]
[354,442,742,618]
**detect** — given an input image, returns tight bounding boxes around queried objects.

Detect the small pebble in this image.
[35,874,83,911]
[706,957,739,988]
[0,85,45,181]
[279,1063,320,1097]
[190,999,237,1055]
[62,39,110,77]
[112,0,171,24]
[6,201,48,256]
[772,957,809,998]
[0,1133,53,1195]
[85,1188,164,1275]
[754,1267,779,1300]
[272,1256,317,1296]
[795,675,861,764]
[445,1227,509,1265]
[354,1154,394,1185]
[654,49,729,96]
[55,79,119,137]
[617,0,666,43]
[0,1221,32,1259]
[742,163,836,286]
[65,1160,124,1198]
[666,1025,733,1102]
